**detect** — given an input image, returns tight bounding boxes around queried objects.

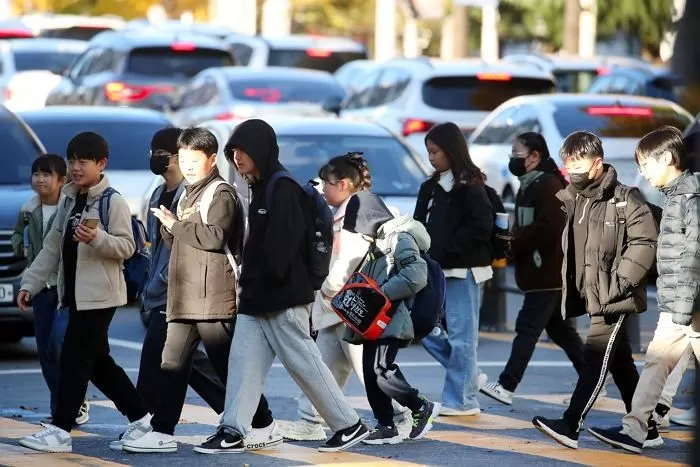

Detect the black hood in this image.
[225,119,283,180]
[342,191,394,237]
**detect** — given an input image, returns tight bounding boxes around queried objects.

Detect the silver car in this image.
[166,67,347,127]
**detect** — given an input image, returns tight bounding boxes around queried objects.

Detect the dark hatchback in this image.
[0,106,46,342]
[45,30,236,110]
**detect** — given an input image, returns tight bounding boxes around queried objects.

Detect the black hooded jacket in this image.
[225,119,315,315]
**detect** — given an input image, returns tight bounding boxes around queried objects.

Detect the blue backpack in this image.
[265,171,333,290]
[98,188,150,302]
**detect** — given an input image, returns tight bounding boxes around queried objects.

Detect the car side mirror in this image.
[322,96,343,116]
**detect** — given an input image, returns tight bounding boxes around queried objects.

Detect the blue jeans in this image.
[32,288,64,415]
[422,272,481,411]
[48,306,70,415]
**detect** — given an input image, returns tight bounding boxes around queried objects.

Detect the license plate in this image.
[0,284,13,303]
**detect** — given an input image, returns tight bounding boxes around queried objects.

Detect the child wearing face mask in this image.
[532,130,658,450]
[480,132,585,406]
[281,153,412,443]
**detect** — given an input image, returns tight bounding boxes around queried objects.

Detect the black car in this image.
[45,30,237,110]
[0,106,46,342]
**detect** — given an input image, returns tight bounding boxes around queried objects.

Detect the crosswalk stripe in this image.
[516,394,688,418]
[0,417,92,438]
[0,442,125,466]
[427,430,686,466]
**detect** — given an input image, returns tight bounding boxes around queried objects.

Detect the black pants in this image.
[137,309,226,414]
[54,307,147,432]
[499,291,585,392]
[563,314,639,432]
[150,319,273,435]
[363,340,424,427]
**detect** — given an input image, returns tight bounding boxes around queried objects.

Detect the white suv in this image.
[337,58,556,160]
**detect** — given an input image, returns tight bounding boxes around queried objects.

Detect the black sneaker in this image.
[645,418,664,448]
[317,420,369,452]
[409,399,441,440]
[588,426,642,454]
[193,429,244,454]
[362,424,401,445]
[532,416,579,449]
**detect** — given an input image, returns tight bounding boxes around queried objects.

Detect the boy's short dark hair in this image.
[635,125,685,170]
[32,154,67,178]
[177,127,218,156]
[559,131,604,163]
[151,127,182,155]
[66,131,109,161]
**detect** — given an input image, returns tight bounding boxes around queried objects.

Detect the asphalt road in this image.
[0,287,693,466]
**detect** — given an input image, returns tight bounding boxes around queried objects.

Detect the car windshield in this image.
[553,70,598,93]
[127,47,234,78]
[422,76,555,111]
[267,48,367,73]
[0,114,44,184]
[552,103,691,137]
[228,76,345,104]
[277,135,425,196]
[23,118,169,170]
[13,50,82,72]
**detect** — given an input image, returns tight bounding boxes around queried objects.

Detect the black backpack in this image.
[485,185,508,262]
[265,171,333,290]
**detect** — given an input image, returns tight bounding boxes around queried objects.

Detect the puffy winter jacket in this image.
[656,171,700,325]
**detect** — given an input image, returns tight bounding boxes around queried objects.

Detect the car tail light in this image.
[104,82,174,102]
[0,29,33,38]
[214,111,238,121]
[306,48,332,58]
[586,106,653,117]
[3,87,13,100]
[243,88,282,103]
[476,72,512,81]
[171,42,196,52]
[401,118,435,137]
[596,66,610,75]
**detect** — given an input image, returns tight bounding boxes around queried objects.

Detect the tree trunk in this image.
[563,0,580,54]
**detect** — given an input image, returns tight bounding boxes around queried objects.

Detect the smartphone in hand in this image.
[81,217,99,229]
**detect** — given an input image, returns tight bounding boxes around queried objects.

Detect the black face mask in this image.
[508,157,528,177]
[569,172,594,190]
[149,155,170,175]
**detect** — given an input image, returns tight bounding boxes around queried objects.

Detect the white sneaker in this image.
[670,407,696,427]
[122,431,177,453]
[440,406,480,416]
[19,424,72,453]
[281,419,327,441]
[480,381,514,405]
[109,414,153,451]
[477,372,488,391]
[653,410,671,433]
[75,400,90,426]
[244,421,283,451]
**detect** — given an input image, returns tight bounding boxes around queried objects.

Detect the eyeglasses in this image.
[321,179,341,187]
[149,150,175,158]
[508,151,529,159]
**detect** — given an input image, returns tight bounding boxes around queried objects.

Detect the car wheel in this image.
[140,306,153,328]
[502,186,515,205]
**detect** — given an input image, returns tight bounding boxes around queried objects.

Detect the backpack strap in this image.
[198,180,240,279]
[98,187,119,234]
[613,185,631,267]
[265,171,298,209]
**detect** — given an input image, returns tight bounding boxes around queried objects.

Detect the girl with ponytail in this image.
[281,152,410,441]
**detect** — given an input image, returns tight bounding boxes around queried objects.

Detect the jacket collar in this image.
[184,166,220,199]
[557,164,618,202]
[62,175,111,200]
[661,170,700,197]
[333,193,354,222]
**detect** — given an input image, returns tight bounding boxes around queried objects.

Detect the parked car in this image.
[18,106,172,221]
[45,30,236,110]
[467,94,693,203]
[166,67,346,126]
[587,65,685,104]
[226,34,368,73]
[336,57,556,158]
[0,106,46,342]
[333,59,375,93]
[0,39,87,111]
[124,19,233,41]
[197,117,430,217]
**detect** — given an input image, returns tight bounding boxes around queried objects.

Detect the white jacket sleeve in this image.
[320,230,369,298]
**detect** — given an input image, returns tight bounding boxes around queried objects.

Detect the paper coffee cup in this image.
[495,212,509,230]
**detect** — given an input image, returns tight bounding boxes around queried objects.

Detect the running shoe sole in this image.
[317,429,370,452]
[19,438,72,453]
[362,435,402,445]
[122,444,177,453]
[587,428,642,454]
[479,386,513,405]
[533,419,578,449]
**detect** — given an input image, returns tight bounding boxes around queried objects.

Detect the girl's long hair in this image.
[425,122,483,187]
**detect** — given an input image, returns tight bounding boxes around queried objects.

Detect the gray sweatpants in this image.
[219,304,360,436]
